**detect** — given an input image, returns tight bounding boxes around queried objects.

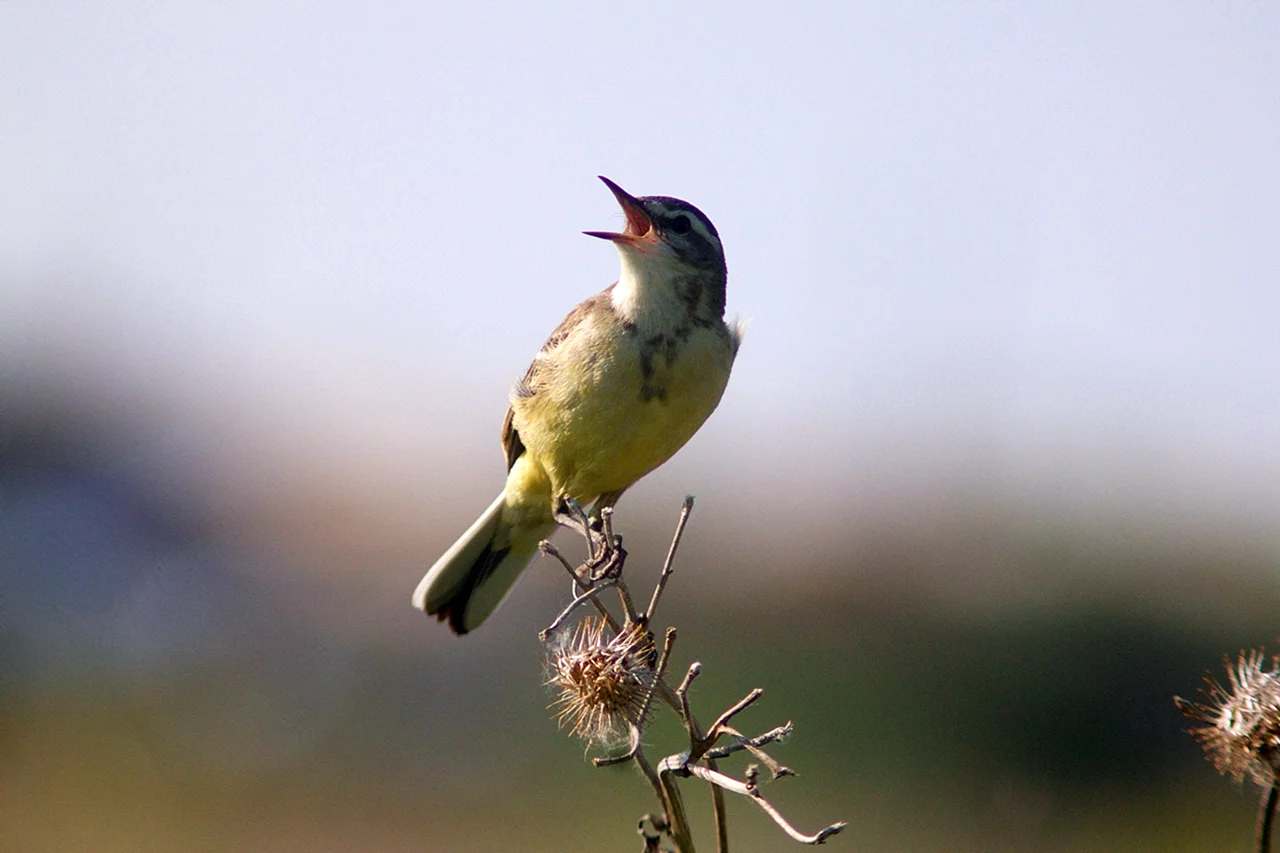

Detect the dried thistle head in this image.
[546,617,655,747]
[1176,649,1280,786]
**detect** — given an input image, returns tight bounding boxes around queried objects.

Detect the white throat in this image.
[610,247,694,335]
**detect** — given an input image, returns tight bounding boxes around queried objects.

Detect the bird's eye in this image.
[669,214,692,235]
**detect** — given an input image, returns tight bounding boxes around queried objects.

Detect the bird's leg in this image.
[553,495,598,564]
[550,496,638,643]
[589,505,626,583]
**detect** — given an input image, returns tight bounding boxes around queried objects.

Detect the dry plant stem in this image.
[541,540,621,634]
[586,629,721,853]
[540,540,579,576]
[1260,781,1278,853]
[636,748,697,853]
[547,502,638,627]
[614,578,641,625]
[645,495,695,620]
[542,577,620,638]
[662,764,699,853]
[669,662,731,852]
[638,628,678,729]
[704,690,764,747]
[710,775,729,853]
[583,584,619,631]
[677,763,846,845]
[632,750,668,813]
[691,683,764,853]
[702,723,793,761]
[711,724,794,777]
[677,663,704,731]
[599,504,617,545]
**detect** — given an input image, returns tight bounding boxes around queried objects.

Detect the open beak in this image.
[583,176,652,243]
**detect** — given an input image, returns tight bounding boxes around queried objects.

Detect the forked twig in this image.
[703,723,793,760]
[679,764,846,845]
[711,724,795,777]
[541,577,620,640]
[541,539,620,634]
[705,690,764,744]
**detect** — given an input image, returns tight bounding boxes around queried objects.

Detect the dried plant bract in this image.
[547,617,655,748]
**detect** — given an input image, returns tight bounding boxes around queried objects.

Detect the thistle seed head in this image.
[1176,649,1280,786]
[546,617,655,747]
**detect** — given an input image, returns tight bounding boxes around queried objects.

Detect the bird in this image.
[412,177,741,634]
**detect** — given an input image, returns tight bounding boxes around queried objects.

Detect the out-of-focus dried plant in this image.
[1177,648,1280,853]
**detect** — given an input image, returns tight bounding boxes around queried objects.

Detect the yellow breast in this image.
[508,317,734,510]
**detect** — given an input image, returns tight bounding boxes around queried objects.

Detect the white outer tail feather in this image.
[412,493,555,633]
[412,492,505,612]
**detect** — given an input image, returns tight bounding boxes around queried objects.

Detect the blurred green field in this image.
[3,536,1273,852]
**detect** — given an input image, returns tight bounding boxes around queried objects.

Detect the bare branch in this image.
[540,540,581,579]
[556,495,599,560]
[708,758,729,853]
[643,629,678,730]
[703,723,794,760]
[541,577,620,640]
[542,540,622,635]
[705,689,764,743]
[656,755,698,853]
[599,503,614,537]
[675,663,703,732]
[631,749,697,853]
[632,749,667,812]
[612,569,642,625]
[682,764,846,845]
[711,725,795,778]
[667,659,729,852]
[645,495,695,620]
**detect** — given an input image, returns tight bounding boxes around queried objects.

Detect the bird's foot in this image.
[552,495,595,539]
[554,496,625,583]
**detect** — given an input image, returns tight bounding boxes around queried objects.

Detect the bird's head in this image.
[585,177,725,279]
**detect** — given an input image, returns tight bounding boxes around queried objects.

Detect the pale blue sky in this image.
[4,1,1279,547]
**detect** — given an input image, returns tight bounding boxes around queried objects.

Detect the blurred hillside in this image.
[2,353,1278,851]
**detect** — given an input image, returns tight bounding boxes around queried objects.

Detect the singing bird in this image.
[412,177,741,634]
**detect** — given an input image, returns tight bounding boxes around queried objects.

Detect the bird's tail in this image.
[412,493,555,634]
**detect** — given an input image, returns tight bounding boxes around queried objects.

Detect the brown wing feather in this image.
[501,406,524,472]
[500,287,618,472]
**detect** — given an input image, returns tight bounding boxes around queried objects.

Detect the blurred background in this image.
[3,2,1279,850]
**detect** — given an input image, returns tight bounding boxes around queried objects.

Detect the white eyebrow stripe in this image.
[647,201,720,249]
[686,216,718,248]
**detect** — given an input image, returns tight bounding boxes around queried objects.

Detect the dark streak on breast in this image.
[639,331,683,403]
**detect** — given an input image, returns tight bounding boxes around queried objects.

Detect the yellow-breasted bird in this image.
[412,177,741,634]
